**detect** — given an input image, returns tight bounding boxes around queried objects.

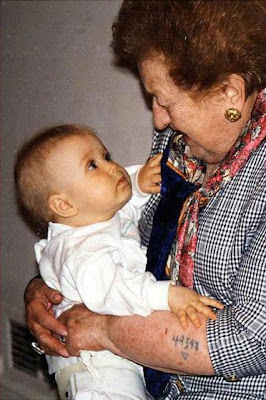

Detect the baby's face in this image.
[46,132,132,224]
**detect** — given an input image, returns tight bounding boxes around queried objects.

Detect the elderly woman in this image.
[25,1,265,399]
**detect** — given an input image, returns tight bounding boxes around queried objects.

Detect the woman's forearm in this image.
[106,311,214,375]
[62,305,215,375]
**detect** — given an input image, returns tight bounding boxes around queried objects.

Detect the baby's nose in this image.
[108,161,121,175]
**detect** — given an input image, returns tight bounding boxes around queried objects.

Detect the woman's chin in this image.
[185,142,205,161]
[186,142,225,165]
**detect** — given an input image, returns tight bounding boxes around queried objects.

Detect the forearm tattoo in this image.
[172,335,200,361]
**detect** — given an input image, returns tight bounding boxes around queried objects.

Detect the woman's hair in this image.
[14,124,96,233]
[112,0,265,97]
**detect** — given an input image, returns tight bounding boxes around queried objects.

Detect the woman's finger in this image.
[33,324,69,357]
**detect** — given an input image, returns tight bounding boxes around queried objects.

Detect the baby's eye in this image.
[105,151,112,161]
[87,160,97,171]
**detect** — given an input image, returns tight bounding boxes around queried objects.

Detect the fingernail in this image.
[60,349,69,358]
[53,293,62,301]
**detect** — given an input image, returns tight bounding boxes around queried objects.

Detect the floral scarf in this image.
[167,88,266,288]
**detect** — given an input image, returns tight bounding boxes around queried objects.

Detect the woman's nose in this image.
[152,100,170,130]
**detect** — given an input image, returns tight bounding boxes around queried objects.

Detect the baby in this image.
[15,124,223,400]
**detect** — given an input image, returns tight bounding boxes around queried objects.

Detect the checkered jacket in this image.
[139,129,266,399]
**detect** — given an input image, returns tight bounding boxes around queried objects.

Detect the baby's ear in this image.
[48,194,77,218]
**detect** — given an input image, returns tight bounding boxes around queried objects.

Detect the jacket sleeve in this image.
[207,220,266,378]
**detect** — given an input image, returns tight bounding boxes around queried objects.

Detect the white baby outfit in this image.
[35,166,170,400]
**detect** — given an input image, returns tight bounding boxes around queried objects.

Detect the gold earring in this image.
[224,108,241,122]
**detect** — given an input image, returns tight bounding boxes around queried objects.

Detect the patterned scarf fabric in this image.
[168,88,266,288]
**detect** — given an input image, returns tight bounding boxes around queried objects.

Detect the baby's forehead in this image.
[75,131,105,149]
[58,130,100,145]
[50,131,105,155]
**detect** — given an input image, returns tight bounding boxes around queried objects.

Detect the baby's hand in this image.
[138,153,162,194]
[168,285,224,329]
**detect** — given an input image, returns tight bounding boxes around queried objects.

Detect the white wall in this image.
[1,1,153,397]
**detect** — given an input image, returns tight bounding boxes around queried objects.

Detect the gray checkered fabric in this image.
[140,129,266,399]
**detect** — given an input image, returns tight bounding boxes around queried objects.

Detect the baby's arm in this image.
[122,154,162,222]
[61,252,170,318]
[137,153,162,194]
[168,285,224,329]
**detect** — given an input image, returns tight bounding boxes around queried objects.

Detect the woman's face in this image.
[138,57,242,164]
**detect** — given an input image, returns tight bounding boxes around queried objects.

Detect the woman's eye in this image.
[105,152,112,161]
[88,161,97,171]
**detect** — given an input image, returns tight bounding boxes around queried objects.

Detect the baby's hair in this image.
[14,124,97,233]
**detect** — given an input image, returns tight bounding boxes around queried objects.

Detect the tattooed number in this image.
[172,335,199,352]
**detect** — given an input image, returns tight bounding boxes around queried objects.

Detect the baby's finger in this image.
[176,310,188,329]
[148,153,163,166]
[186,306,201,328]
[194,302,217,321]
[200,296,224,310]
[151,174,162,184]
[148,185,161,194]
[149,163,161,178]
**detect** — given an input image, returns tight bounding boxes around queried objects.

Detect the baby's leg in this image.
[75,390,144,400]
[69,351,147,400]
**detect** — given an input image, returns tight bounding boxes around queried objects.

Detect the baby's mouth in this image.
[117,175,127,186]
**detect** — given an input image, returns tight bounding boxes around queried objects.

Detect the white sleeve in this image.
[121,165,151,224]
[62,251,170,317]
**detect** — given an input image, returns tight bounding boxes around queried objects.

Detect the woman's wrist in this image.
[59,306,111,355]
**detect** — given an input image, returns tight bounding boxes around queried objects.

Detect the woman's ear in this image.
[48,194,78,218]
[223,73,246,111]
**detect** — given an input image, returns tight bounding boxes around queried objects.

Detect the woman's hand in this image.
[59,304,109,356]
[25,277,69,357]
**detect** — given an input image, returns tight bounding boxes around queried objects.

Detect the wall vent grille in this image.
[10,319,51,382]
